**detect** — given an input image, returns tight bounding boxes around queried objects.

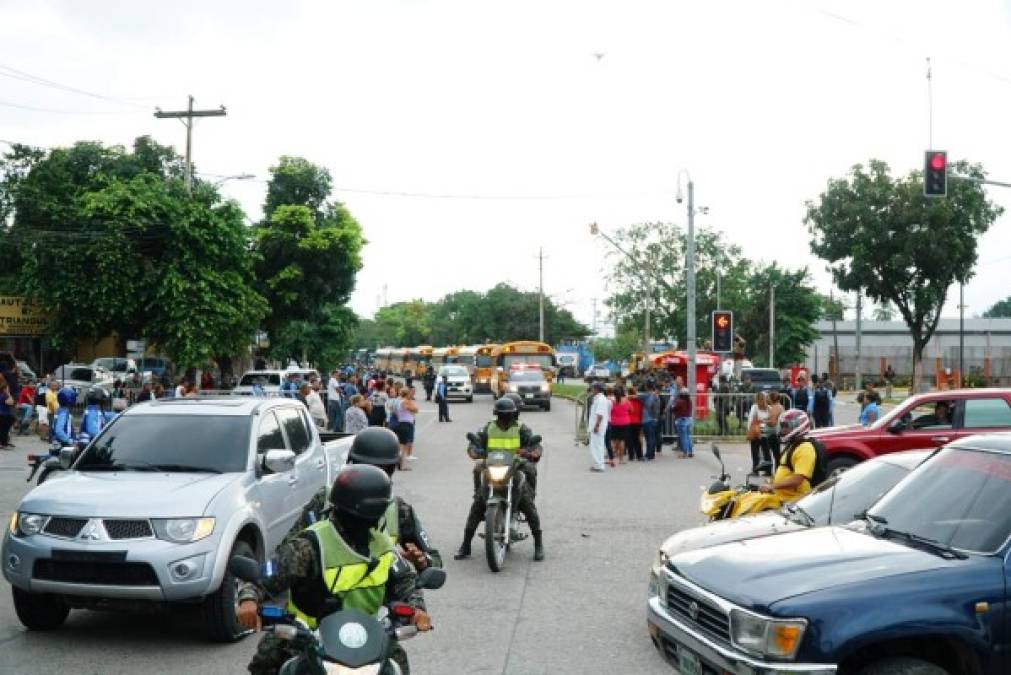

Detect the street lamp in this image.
[676,170,697,420]
[589,222,654,359]
[212,173,255,187]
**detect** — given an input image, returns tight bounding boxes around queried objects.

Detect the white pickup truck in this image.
[3,397,353,641]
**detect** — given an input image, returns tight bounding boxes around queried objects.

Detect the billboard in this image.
[0,297,49,336]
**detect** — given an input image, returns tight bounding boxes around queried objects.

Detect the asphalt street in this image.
[0,392,861,674]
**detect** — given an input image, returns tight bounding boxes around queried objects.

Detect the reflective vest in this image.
[380,498,399,543]
[287,520,395,628]
[486,422,522,454]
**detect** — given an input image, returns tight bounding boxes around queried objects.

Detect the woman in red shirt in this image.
[17,382,36,435]
[609,386,631,465]
[626,385,644,461]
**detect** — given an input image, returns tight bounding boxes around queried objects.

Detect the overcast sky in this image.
[2,0,1010,333]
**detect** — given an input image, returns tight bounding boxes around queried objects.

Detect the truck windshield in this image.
[75,415,251,474]
[866,448,1011,553]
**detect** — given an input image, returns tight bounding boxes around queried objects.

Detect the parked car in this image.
[137,356,174,381]
[90,357,140,376]
[437,365,474,402]
[15,360,37,382]
[3,396,353,641]
[584,363,612,382]
[52,363,115,397]
[659,450,929,557]
[814,387,1011,474]
[648,434,1011,675]
[556,353,580,378]
[505,368,552,411]
[232,367,320,396]
[739,367,784,395]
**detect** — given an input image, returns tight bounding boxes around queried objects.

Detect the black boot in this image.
[454,529,475,560]
[532,530,545,561]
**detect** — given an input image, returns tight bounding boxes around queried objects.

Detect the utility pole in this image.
[830,289,840,381]
[538,247,545,342]
[716,270,722,311]
[591,298,598,336]
[643,276,652,358]
[685,179,697,417]
[959,283,965,382]
[769,284,775,367]
[154,96,227,194]
[855,291,863,391]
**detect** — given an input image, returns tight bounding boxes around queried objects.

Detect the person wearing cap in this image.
[588,381,610,472]
[238,464,431,675]
[326,368,343,432]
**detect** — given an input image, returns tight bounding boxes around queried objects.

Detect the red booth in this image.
[649,350,721,419]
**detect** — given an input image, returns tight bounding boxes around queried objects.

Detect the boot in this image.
[454,529,475,560]
[532,530,545,562]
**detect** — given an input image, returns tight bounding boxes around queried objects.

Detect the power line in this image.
[0,98,139,115]
[0,63,151,110]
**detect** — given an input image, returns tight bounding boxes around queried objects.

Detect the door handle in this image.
[931,436,950,443]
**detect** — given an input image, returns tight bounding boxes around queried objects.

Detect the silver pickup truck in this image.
[3,397,352,641]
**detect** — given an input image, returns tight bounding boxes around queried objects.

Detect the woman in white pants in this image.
[588,383,610,472]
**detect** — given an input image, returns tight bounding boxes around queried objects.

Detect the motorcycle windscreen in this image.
[486,451,512,466]
[317,609,390,668]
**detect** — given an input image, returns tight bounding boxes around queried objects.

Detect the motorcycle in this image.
[468,431,542,573]
[228,556,446,675]
[700,443,777,521]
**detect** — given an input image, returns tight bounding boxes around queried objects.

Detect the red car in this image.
[813,388,1011,474]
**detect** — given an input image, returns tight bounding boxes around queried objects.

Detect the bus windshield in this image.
[503,354,553,369]
[476,355,493,367]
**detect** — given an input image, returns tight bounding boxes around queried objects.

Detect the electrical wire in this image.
[0,63,152,110]
[0,99,140,115]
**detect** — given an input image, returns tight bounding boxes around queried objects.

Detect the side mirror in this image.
[228,555,261,582]
[59,446,76,469]
[528,434,543,447]
[263,449,296,474]
[466,432,481,446]
[415,567,447,590]
[888,418,907,434]
[711,443,721,460]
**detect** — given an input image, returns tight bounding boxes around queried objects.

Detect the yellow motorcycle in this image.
[700,444,782,521]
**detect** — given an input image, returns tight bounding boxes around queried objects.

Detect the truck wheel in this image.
[858,658,948,675]
[202,540,256,643]
[12,586,69,630]
[467,396,474,403]
[827,455,859,477]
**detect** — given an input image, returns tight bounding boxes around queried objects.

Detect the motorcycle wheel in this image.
[484,502,508,572]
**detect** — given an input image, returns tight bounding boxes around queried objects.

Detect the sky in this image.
[2,0,1010,335]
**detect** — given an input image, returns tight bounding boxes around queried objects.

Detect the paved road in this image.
[0,395,771,674]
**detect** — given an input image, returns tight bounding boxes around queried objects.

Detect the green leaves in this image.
[983,296,1011,319]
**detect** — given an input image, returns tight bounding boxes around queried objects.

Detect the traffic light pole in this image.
[686,180,697,418]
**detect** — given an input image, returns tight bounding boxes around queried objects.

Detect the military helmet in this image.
[493,397,518,415]
[329,464,393,523]
[503,392,523,417]
[86,387,109,407]
[348,427,400,468]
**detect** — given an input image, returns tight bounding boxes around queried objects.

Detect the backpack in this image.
[813,386,831,415]
[783,437,829,487]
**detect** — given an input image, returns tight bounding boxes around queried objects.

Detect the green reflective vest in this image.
[288,520,395,628]
[380,499,399,543]
[486,421,522,453]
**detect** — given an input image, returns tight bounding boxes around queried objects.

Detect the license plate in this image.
[677,647,701,675]
[524,394,534,399]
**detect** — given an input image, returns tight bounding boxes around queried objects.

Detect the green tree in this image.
[589,329,641,364]
[374,301,433,346]
[254,156,364,360]
[872,302,894,321]
[806,159,1002,388]
[738,264,822,367]
[983,296,1011,318]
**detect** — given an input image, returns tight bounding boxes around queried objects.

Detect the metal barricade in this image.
[659,390,795,442]
[574,393,589,446]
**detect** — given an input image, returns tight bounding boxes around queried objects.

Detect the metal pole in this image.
[643,277,651,358]
[538,247,545,342]
[716,269,721,311]
[686,180,697,420]
[184,95,194,194]
[769,284,775,366]
[855,291,863,390]
[959,282,965,381]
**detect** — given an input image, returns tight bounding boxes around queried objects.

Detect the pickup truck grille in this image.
[33,559,159,586]
[517,386,544,394]
[666,585,731,643]
[103,519,153,540]
[43,517,88,539]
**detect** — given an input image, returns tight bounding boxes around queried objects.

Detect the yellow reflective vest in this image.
[486,421,522,453]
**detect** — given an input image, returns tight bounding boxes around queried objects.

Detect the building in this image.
[803,318,1011,385]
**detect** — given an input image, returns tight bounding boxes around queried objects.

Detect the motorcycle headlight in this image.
[153,517,215,543]
[324,663,381,675]
[508,384,519,392]
[487,465,510,481]
[700,493,722,514]
[14,513,47,537]
[729,608,806,659]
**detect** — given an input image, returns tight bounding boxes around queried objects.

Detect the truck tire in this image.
[467,396,474,403]
[12,586,69,630]
[202,540,256,643]
[827,455,859,477]
[858,658,948,675]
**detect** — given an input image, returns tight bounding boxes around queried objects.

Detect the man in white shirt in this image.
[588,382,610,472]
[326,369,343,432]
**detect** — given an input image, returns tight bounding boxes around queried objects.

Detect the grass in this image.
[552,382,588,401]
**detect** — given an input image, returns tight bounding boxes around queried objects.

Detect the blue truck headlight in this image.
[730,608,806,659]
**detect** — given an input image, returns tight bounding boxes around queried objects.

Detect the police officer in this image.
[290,427,442,570]
[454,397,544,562]
[502,392,540,498]
[238,464,431,675]
[52,386,77,446]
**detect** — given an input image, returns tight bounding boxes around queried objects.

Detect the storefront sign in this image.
[0,297,49,336]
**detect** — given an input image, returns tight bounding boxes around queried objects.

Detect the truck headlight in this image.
[153,517,215,543]
[649,549,669,598]
[730,608,806,659]
[508,384,519,393]
[13,513,47,536]
[540,383,550,392]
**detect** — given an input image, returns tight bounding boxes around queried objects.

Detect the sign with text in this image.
[0,297,49,336]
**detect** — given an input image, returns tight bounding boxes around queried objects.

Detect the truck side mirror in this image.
[59,446,76,469]
[263,449,296,474]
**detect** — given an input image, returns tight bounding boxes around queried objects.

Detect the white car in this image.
[584,363,611,381]
[52,364,116,397]
[437,365,473,402]
[232,368,320,396]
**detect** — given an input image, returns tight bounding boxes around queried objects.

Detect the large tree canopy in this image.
[983,296,1011,319]
[806,159,1002,387]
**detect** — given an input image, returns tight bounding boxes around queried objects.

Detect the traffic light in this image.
[712,310,733,353]
[923,150,947,197]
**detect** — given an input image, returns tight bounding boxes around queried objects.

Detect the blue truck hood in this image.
[20,471,239,519]
[670,526,956,611]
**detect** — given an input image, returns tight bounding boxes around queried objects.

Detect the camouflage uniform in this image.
[239,522,422,675]
[290,488,443,569]
[464,423,541,533]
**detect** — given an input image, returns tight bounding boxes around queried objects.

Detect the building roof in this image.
[815,318,1011,336]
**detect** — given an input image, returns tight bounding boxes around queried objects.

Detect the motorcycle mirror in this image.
[228,555,261,582]
[58,446,76,469]
[527,434,542,447]
[710,444,721,460]
[415,567,447,591]
[466,432,481,446]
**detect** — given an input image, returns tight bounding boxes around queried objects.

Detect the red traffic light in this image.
[929,153,946,171]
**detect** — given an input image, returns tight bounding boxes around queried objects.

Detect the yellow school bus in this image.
[389,348,406,375]
[451,345,478,377]
[414,345,434,377]
[473,344,499,393]
[374,347,393,373]
[490,341,557,397]
[431,347,451,369]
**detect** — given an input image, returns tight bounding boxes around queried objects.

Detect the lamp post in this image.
[212,173,255,187]
[676,171,697,420]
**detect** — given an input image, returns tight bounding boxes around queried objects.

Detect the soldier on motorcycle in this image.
[237,464,432,675]
[453,397,544,562]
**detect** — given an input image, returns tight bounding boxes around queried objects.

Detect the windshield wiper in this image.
[77,462,159,472]
[151,464,223,474]
[784,502,816,527]
[861,517,968,560]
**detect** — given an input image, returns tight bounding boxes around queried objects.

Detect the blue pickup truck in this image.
[648,434,1011,675]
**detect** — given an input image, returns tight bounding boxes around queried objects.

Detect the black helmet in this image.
[494,397,518,415]
[330,464,393,524]
[86,387,109,407]
[503,393,523,416]
[348,427,400,468]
